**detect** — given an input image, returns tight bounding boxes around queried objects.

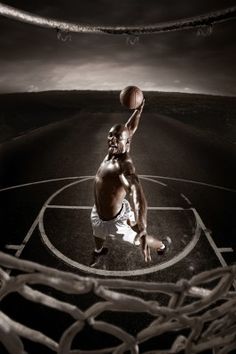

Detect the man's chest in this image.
[97,159,121,179]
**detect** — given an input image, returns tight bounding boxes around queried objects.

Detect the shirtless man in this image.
[90,99,168,266]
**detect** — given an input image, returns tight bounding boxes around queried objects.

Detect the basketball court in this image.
[1,166,235,354]
[0,106,235,354]
[2,174,233,281]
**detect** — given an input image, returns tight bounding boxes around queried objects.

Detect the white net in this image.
[0,251,235,354]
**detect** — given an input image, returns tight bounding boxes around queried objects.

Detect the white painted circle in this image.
[39,176,201,276]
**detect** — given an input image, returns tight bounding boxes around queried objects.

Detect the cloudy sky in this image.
[0,0,236,95]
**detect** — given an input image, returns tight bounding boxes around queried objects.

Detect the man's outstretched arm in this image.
[120,172,151,262]
[125,99,145,137]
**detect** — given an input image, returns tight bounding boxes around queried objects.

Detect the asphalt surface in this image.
[1,111,235,186]
[0,111,236,353]
[1,110,235,250]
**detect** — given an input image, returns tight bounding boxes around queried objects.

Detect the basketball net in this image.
[0,251,235,354]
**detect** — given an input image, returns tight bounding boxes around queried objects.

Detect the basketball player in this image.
[90,99,170,266]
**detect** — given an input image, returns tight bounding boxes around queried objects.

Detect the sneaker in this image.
[157,237,171,255]
[89,247,108,267]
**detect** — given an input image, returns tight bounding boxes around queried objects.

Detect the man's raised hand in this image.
[137,98,145,113]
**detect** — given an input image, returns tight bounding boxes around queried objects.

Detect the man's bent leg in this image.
[94,236,105,252]
[90,236,108,267]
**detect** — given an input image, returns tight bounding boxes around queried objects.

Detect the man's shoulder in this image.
[120,156,135,175]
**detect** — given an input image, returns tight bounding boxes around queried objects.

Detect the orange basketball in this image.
[120,86,144,109]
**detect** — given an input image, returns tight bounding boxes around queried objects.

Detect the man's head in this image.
[107,124,131,156]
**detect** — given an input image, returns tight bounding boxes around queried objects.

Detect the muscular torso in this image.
[94,154,133,220]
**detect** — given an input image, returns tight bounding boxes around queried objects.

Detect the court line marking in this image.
[15,212,42,258]
[0,176,89,192]
[141,176,167,187]
[5,245,21,250]
[46,205,187,211]
[6,178,91,268]
[47,205,91,209]
[6,179,91,269]
[218,247,234,253]
[192,208,236,290]
[141,175,236,193]
[39,178,201,276]
[40,208,201,277]
[0,175,235,193]
[180,193,192,205]
[192,209,227,267]
[5,210,42,275]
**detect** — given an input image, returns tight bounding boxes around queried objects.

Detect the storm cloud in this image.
[0,0,235,95]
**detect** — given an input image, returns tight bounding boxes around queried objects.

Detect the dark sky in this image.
[0,0,236,95]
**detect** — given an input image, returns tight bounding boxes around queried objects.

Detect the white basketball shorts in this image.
[90,199,140,245]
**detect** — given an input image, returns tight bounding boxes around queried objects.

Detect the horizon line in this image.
[0,89,235,99]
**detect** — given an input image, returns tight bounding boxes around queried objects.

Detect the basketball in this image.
[120,86,144,109]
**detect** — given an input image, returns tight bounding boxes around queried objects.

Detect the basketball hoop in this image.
[0,2,236,36]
